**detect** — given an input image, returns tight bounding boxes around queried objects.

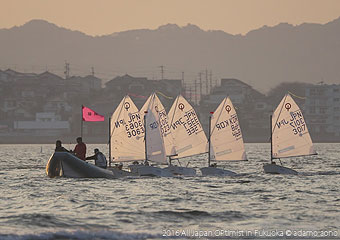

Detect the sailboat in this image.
[109,95,145,177]
[129,93,176,176]
[263,93,317,174]
[128,99,173,177]
[200,97,247,176]
[164,95,208,176]
[139,93,177,156]
[110,95,172,177]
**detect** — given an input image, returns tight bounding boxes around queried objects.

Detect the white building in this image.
[304,84,340,136]
[14,112,70,136]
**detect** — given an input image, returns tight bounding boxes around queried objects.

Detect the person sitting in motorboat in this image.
[55,140,69,152]
[86,148,107,169]
[72,137,87,160]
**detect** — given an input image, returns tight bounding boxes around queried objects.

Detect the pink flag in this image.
[82,106,105,122]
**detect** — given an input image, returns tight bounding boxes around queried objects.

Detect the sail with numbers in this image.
[272,94,316,159]
[140,93,177,157]
[144,102,167,164]
[110,95,145,162]
[210,97,247,161]
[168,95,208,158]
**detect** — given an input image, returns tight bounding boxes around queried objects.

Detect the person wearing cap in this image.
[86,148,107,169]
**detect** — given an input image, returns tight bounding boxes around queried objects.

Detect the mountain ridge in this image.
[1,17,340,92]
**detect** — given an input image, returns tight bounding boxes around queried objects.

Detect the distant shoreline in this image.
[0,135,339,144]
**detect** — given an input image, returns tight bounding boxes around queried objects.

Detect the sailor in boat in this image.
[55,140,70,152]
[113,163,123,170]
[71,137,87,160]
[110,157,123,170]
[85,148,107,169]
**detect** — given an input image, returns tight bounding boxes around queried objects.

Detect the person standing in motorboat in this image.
[55,140,69,152]
[86,148,107,169]
[72,137,87,160]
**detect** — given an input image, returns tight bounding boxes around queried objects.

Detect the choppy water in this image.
[0,143,339,240]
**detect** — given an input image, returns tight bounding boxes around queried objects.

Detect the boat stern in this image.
[263,163,298,175]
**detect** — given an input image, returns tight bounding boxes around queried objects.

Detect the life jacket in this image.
[96,152,107,167]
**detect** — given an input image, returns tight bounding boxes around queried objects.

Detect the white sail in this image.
[140,93,176,156]
[144,106,167,164]
[210,97,247,161]
[168,95,208,158]
[272,94,316,158]
[110,95,145,162]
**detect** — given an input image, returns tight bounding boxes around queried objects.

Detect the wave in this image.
[316,171,340,175]
[113,209,250,221]
[155,210,211,219]
[4,213,82,228]
[299,171,340,176]
[0,230,157,240]
[154,210,250,221]
[2,165,46,170]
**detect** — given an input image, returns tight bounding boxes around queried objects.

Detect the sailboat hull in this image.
[263,163,298,175]
[109,167,138,177]
[200,167,237,176]
[46,152,116,178]
[164,165,196,176]
[128,165,174,177]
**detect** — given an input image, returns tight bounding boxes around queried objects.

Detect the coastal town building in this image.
[104,74,182,109]
[304,83,340,138]
[199,78,272,141]
[1,68,339,142]
[13,112,70,136]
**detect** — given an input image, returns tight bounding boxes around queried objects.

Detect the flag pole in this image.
[81,105,83,138]
[108,117,111,168]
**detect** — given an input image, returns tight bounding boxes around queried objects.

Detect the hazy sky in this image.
[1,0,340,35]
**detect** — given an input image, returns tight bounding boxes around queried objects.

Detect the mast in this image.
[80,105,83,138]
[168,96,180,166]
[208,113,212,167]
[144,112,148,163]
[108,117,111,168]
[270,114,273,163]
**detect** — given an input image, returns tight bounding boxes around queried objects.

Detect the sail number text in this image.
[171,109,202,136]
[215,114,242,140]
[276,110,306,135]
[114,113,145,138]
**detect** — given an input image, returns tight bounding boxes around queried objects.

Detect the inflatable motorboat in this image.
[46,152,117,178]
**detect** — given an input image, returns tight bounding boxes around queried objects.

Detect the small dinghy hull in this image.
[263,163,298,175]
[200,167,237,176]
[109,168,138,177]
[46,152,115,178]
[128,165,173,177]
[164,165,196,176]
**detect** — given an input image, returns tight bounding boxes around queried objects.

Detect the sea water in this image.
[0,143,339,239]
